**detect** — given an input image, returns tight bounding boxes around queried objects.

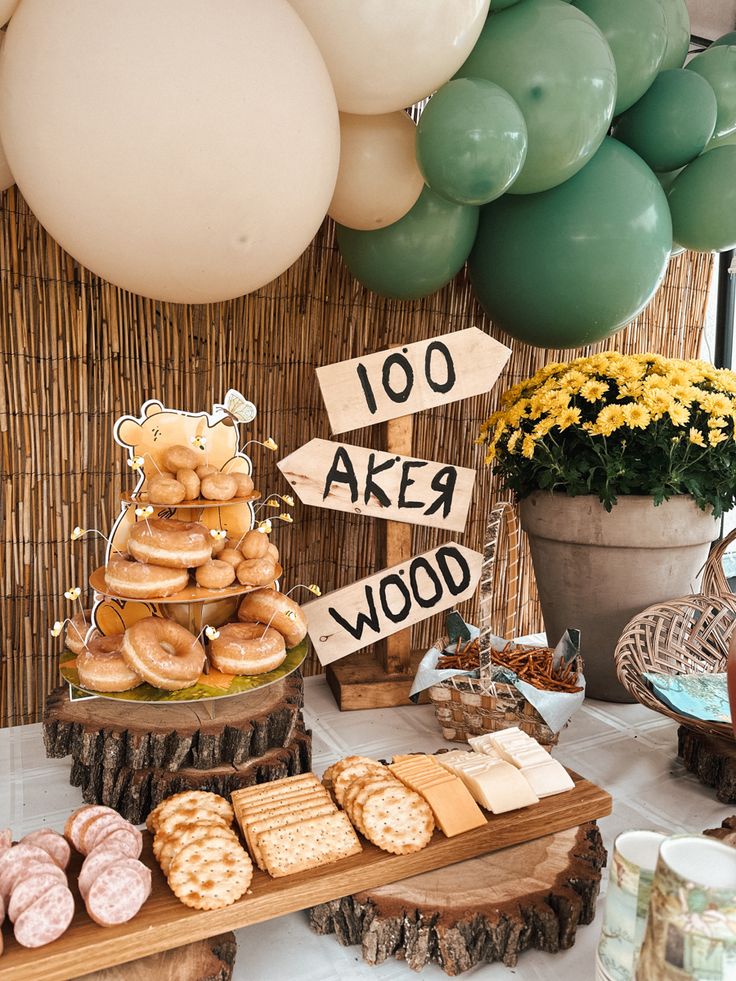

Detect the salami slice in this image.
[21,830,71,870]
[85,863,148,927]
[0,829,11,854]
[8,871,65,923]
[78,847,129,901]
[64,805,117,852]
[94,826,142,859]
[13,883,74,948]
[0,846,59,901]
[81,814,129,855]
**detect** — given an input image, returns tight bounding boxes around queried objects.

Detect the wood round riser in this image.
[73,931,237,981]
[308,821,606,974]
[678,725,736,803]
[43,672,304,771]
[70,728,312,824]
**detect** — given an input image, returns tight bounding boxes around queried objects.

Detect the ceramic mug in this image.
[636,834,736,980]
[596,829,667,981]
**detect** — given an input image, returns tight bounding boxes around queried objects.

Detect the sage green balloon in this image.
[454,0,616,194]
[687,46,736,141]
[336,186,478,300]
[416,78,527,205]
[573,0,666,113]
[612,70,717,172]
[668,146,736,252]
[469,137,672,348]
[490,0,522,8]
[713,31,736,47]
[658,0,690,70]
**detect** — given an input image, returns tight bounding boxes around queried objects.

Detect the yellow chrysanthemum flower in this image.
[709,429,728,447]
[507,430,521,454]
[580,379,609,402]
[708,416,729,429]
[689,428,706,447]
[556,407,582,430]
[521,436,536,460]
[592,405,625,436]
[622,403,651,429]
[668,402,690,427]
[643,389,674,420]
[699,392,733,417]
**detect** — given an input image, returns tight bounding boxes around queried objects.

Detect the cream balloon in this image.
[288,0,491,114]
[329,112,424,230]
[0,0,339,304]
[0,1,18,28]
[0,35,13,191]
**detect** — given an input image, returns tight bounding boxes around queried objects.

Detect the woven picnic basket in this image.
[427,502,572,748]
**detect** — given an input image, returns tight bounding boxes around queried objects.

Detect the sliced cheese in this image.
[519,760,575,798]
[461,760,539,814]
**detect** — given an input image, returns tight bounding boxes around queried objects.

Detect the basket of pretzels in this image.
[424,503,584,748]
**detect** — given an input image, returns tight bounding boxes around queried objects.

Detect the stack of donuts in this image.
[144,443,255,505]
[72,587,308,693]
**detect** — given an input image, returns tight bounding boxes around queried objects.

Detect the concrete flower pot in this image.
[520,493,719,702]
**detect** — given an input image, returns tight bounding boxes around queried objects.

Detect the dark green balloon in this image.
[668,146,736,252]
[490,0,522,8]
[336,186,479,301]
[687,46,736,141]
[713,31,736,47]
[573,0,666,114]
[612,70,717,171]
[469,137,672,348]
[455,0,616,194]
[659,0,690,70]
[416,78,527,205]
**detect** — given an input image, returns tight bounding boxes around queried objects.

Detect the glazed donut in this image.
[218,548,244,570]
[201,474,237,501]
[208,623,286,675]
[238,588,307,648]
[266,542,280,564]
[121,617,205,691]
[236,557,276,587]
[105,554,189,599]
[77,634,143,693]
[65,611,97,655]
[163,444,200,471]
[195,559,236,590]
[232,473,254,498]
[196,464,217,480]
[176,468,200,501]
[127,518,211,568]
[240,529,269,559]
[147,474,186,505]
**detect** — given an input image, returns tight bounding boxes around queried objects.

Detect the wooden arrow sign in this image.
[277,438,476,533]
[303,542,483,666]
[315,327,511,435]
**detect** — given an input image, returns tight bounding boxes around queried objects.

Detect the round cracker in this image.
[168,837,252,910]
[150,791,233,833]
[351,778,401,835]
[333,760,387,806]
[156,805,229,841]
[361,785,434,855]
[160,823,237,876]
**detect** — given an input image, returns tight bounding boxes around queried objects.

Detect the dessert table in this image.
[0,676,729,981]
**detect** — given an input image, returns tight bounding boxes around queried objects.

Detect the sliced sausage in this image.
[85,863,148,927]
[13,883,74,948]
[21,830,70,870]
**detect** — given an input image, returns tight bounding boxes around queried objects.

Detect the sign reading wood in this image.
[315,327,511,435]
[277,438,476,533]
[304,542,483,666]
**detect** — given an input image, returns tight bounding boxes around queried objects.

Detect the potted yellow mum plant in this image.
[480,352,736,701]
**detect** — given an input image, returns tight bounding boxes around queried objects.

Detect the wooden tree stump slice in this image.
[43,671,304,771]
[72,931,237,981]
[69,727,312,824]
[678,725,736,803]
[308,821,606,975]
[704,814,736,846]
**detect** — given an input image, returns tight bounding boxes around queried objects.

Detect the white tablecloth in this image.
[0,677,731,980]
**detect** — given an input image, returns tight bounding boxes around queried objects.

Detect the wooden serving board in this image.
[0,774,611,981]
[121,492,261,509]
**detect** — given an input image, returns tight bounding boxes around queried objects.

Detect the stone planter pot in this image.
[519,493,719,702]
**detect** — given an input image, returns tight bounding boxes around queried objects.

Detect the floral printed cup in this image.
[597,829,666,981]
[636,834,736,980]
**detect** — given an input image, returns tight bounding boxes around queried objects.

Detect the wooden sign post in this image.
[302,327,511,710]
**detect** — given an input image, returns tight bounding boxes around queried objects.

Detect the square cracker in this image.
[247,801,337,869]
[258,811,362,878]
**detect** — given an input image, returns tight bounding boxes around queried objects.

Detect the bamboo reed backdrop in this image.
[0,186,714,726]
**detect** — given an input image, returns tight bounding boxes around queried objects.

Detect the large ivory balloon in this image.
[329,112,423,230]
[469,138,672,348]
[0,0,340,304]
[572,0,666,114]
[287,0,490,114]
[612,70,717,172]
[668,146,736,253]
[657,0,690,71]
[416,78,527,205]
[455,0,616,194]
[336,186,478,300]
[687,46,736,144]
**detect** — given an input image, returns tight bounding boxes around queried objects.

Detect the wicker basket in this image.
[614,593,736,740]
[427,502,565,748]
[702,527,736,597]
